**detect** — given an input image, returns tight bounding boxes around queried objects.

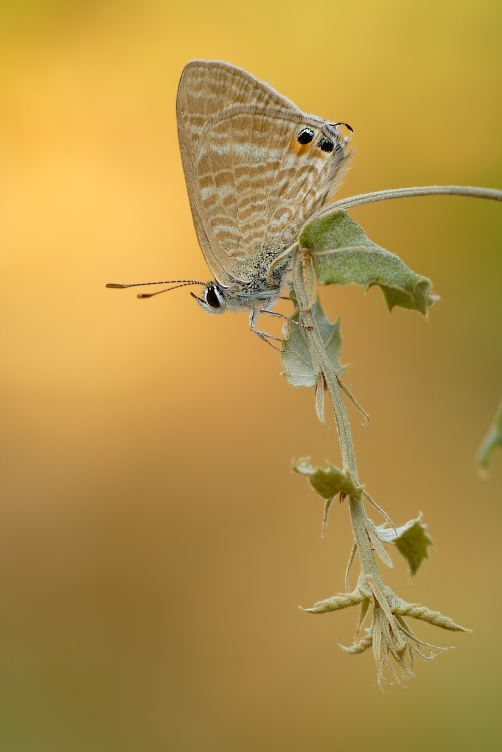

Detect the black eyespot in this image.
[318,138,334,153]
[205,284,221,308]
[297,128,315,145]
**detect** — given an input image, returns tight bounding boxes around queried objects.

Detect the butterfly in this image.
[108,60,352,345]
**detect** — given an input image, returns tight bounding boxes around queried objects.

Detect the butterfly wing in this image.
[195,108,349,284]
[177,60,350,287]
[177,59,301,170]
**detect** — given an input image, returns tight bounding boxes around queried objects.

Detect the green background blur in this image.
[1,1,501,750]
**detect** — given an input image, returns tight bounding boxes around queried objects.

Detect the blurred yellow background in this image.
[1,1,501,750]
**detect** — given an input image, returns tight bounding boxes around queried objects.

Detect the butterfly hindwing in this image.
[195,109,344,283]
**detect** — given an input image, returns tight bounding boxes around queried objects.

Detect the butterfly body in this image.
[176,60,352,321]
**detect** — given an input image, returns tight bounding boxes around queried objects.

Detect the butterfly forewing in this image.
[177,61,300,286]
[176,60,300,157]
[176,59,351,298]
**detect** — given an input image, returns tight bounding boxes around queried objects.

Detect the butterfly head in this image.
[191,281,227,315]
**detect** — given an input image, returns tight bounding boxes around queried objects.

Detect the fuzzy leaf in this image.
[376,514,433,577]
[293,458,364,501]
[340,634,373,654]
[298,209,437,316]
[303,589,365,614]
[315,372,327,425]
[366,520,393,569]
[281,297,345,388]
[477,401,502,476]
[392,602,469,632]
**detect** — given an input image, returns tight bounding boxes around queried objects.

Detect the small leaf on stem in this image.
[281,297,346,388]
[376,514,433,577]
[299,209,437,316]
[365,520,394,569]
[293,458,364,501]
[392,601,469,632]
[304,589,365,614]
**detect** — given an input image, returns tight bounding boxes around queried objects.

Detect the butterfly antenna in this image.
[106,279,206,299]
[137,282,206,298]
[329,121,353,133]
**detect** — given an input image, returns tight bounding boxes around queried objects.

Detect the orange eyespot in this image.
[289,127,316,155]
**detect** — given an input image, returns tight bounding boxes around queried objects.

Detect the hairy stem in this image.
[296,182,502,582]
[322,185,502,215]
[292,252,384,591]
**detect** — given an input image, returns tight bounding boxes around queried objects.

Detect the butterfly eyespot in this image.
[205,285,221,308]
[297,128,315,145]
[318,138,334,153]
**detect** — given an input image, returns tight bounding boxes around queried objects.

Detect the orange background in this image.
[1,1,501,750]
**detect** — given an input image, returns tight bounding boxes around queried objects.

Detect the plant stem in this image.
[291,183,502,596]
[292,253,384,591]
[293,183,502,591]
[319,185,502,214]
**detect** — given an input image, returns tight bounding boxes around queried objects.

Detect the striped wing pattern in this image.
[177,60,349,291]
[196,109,346,283]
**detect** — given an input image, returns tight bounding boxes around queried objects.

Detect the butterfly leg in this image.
[259,308,312,330]
[249,307,281,350]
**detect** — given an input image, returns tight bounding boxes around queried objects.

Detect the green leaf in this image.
[298,209,437,316]
[477,401,502,476]
[293,458,364,501]
[281,297,346,388]
[376,514,433,577]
